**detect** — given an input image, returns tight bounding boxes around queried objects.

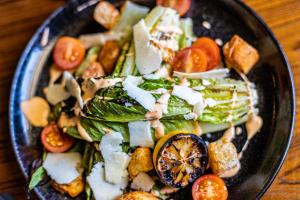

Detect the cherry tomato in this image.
[192,174,228,200]
[53,37,86,70]
[41,123,74,153]
[156,0,191,16]
[172,47,208,73]
[193,37,221,70]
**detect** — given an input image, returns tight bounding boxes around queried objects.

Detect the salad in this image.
[21,0,263,200]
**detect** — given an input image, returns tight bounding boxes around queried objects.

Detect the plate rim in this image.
[9,0,296,199]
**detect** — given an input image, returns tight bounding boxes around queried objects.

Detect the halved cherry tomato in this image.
[53,37,86,70]
[156,0,191,16]
[192,174,228,200]
[41,123,74,153]
[193,37,221,70]
[172,47,208,73]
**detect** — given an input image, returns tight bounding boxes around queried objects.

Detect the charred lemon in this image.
[154,133,208,188]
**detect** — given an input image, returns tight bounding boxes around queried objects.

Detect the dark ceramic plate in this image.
[9,0,295,200]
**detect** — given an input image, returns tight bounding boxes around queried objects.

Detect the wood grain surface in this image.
[0,0,299,199]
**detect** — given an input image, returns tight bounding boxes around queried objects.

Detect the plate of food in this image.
[9,0,295,200]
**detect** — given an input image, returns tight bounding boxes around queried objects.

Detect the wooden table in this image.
[0,0,299,199]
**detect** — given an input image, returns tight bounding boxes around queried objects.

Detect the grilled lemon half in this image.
[154,133,208,188]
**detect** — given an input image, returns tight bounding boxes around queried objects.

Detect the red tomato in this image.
[41,123,74,153]
[156,0,191,16]
[192,175,228,200]
[172,47,208,73]
[53,37,86,70]
[193,37,221,70]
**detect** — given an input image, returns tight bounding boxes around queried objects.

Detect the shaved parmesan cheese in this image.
[193,101,205,116]
[21,97,50,127]
[45,84,70,105]
[103,152,130,184]
[172,85,203,106]
[184,112,198,120]
[134,20,162,75]
[123,76,156,111]
[193,86,206,91]
[131,172,155,192]
[77,122,93,142]
[63,72,84,109]
[100,131,123,152]
[143,74,160,80]
[128,121,154,148]
[43,152,82,184]
[202,79,211,86]
[206,98,218,107]
[149,88,168,94]
[173,69,230,79]
[123,75,144,86]
[155,64,170,78]
[157,92,171,114]
[99,132,130,184]
[87,162,127,200]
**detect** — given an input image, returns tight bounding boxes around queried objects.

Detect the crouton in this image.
[94,1,120,30]
[223,35,259,74]
[128,147,154,178]
[208,140,240,177]
[119,191,159,200]
[51,176,84,198]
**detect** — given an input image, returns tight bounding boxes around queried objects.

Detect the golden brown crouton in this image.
[93,1,120,30]
[208,140,240,177]
[119,191,159,200]
[223,35,259,74]
[51,176,84,198]
[128,147,154,178]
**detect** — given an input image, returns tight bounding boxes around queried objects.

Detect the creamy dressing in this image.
[238,140,249,159]
[145,92,170,120]
[146,92,170,138]
[222,125,235,143]
[21,97,50,127]
[226,90,237,123]
[212,89,240,178]
[236,69,264,159]
[194,121,202,136]
[246,114,263,140]
[151,120,165,139]
[149,40,175,63]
